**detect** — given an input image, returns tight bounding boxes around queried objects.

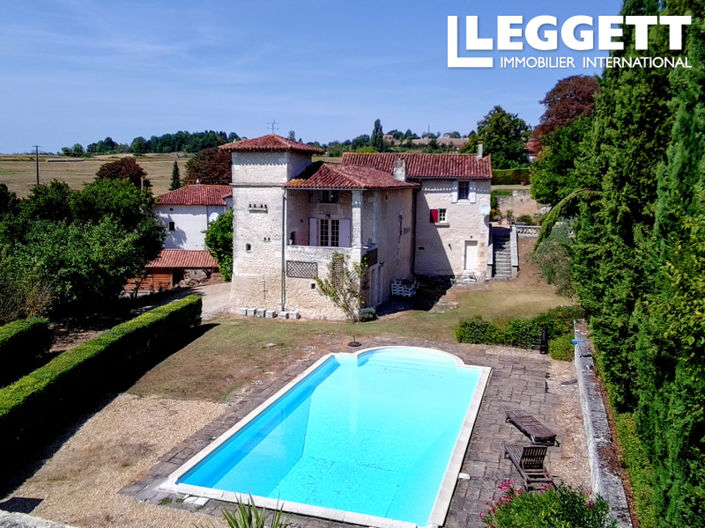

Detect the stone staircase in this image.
[492,226,513,279]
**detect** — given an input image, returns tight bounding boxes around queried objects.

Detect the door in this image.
[464,240,478,272]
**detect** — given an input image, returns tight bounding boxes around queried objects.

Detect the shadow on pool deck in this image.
[121,336,573,528]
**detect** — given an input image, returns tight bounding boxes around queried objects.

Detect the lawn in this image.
[130,257,571,402]
[0,153,189,198]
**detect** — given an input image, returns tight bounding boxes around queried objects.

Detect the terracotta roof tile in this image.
[219,134,325,154]
[157,185,232,206]
[146,249,218,269]
[285,163,418,190]
[341,152,492,180]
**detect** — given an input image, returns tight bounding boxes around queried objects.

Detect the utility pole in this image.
[267,120,279,135]
[32,145,40,185]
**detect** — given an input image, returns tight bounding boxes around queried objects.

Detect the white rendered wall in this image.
[155,203,229,250]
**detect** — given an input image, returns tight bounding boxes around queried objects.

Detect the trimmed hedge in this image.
[456,305,584,349]
[492,168,531,185]
[0,295,201,460]
[549,333,574,361]
[0,317,52,387]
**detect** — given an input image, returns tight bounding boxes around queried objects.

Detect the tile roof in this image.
[285,162,418,190]
[341,152,492,180]
[146,249,218,269]
[157,185,232,206]
[219,134,325,155]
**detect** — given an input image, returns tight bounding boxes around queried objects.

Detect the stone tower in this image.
[218,135,324,313]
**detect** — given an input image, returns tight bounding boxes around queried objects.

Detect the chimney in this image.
[476,143,484,158]
[393,157,407,181]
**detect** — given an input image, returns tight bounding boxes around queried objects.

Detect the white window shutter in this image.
[469,182,477,203]
[451,181,458,203]
[309,218,319,246]
[340,218,352,247]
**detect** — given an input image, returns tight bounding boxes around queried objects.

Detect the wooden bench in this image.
[504,444,554,490]
[505,409,559,446]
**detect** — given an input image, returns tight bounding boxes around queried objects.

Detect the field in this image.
[0,153,190,198]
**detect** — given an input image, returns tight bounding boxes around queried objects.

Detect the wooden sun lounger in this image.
[505,409,559,446]
[504,444,554,490]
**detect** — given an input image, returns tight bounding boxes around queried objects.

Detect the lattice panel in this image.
[286,260,318,279]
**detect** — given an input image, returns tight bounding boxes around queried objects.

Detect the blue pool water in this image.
[178,347,483,526]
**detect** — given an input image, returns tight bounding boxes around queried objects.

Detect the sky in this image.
[0,0,624,153]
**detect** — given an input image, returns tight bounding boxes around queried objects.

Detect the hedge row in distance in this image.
[0,295,202,461]
[0,317,52,387]
[492,168,531,185]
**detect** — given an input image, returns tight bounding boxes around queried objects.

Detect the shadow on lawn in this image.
[0,323,219,499]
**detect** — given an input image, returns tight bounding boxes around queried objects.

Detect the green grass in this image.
[130,280,570,401]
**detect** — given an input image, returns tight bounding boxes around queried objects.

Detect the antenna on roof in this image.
[267,120,279,134]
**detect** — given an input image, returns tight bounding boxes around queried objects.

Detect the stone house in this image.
[221,135,492,320]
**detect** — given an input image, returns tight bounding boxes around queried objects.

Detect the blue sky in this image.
[0,0,623,153]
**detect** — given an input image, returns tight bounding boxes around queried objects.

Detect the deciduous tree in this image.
[95,157,150,189]
[473,106,531,169]
[184,147,232,185]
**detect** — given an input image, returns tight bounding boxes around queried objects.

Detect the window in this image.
[429,209,447,224]
[168,221,175,231]
[245,243,252,252]
[319,218,340,247]
[458,181,469,200]
[320,190,339,203]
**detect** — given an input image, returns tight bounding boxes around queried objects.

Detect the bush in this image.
[535,305,584,337]
[0,295,201,466]
[549,333,574,361]
[503,319,542,348]
[359,307,377,322]
[455,316,503,344]
[0,317,52,386]
[482,481,616,528]
[492,168,531,185]
[531,222,575,297]
[205,209,233,281]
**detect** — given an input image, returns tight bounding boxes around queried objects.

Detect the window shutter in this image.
[340,218,352,247]
[451,181,458,203]
[430,209,439,223]
[309,218,319,245]
[469,182,477,203]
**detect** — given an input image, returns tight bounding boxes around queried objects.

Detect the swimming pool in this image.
[161,346,490,528]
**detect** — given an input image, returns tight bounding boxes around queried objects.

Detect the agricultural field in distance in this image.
[0,153,190,198]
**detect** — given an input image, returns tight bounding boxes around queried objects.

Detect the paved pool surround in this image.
[122,337,568,528]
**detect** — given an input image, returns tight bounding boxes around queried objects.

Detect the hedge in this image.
[0,295,201,461]
[0,317,52,387]
[456,305,584,349]
[492,168,531,185]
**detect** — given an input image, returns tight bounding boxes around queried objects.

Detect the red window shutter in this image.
[430,209,439,223]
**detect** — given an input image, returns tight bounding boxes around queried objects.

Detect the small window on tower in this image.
[320,190,339,203]
[168,221,175,231]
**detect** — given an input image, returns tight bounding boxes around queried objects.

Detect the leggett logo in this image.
[448,15,692,69]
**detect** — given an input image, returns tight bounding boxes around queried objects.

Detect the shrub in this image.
[482,481,616,528]
[0,295,201,465]
[492,168,531,185]
[531,222,575,297]
[455,316,503,344]
[503,319,542,348]
[359,307,377,322]
[535,305,584,337]
[205,209,233,281]
[549,333,574,361]
[0,317,52,386]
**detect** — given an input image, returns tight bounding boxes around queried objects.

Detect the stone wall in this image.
[414,180,491,278]
[496,188,542,219]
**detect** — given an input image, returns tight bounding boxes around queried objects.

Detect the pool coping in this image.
[159,346,491,528]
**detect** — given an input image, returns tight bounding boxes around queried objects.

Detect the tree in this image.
[350,135,370,151]
[130,136,148,155]
[315,252,368,322]
[529,76,599,155]
[0,179,164,314]
[460,131,481,154]
[473,106,531,169]
[371,119,384,152]
[95,157,150,189]
[530,116,592,206]
[287,130,296,141]
[204,209,233,280]
[184,147,232,185]
[169,161,181,191]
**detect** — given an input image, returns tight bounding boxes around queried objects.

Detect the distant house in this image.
[219,134,492,320]
[126,185,230,293]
